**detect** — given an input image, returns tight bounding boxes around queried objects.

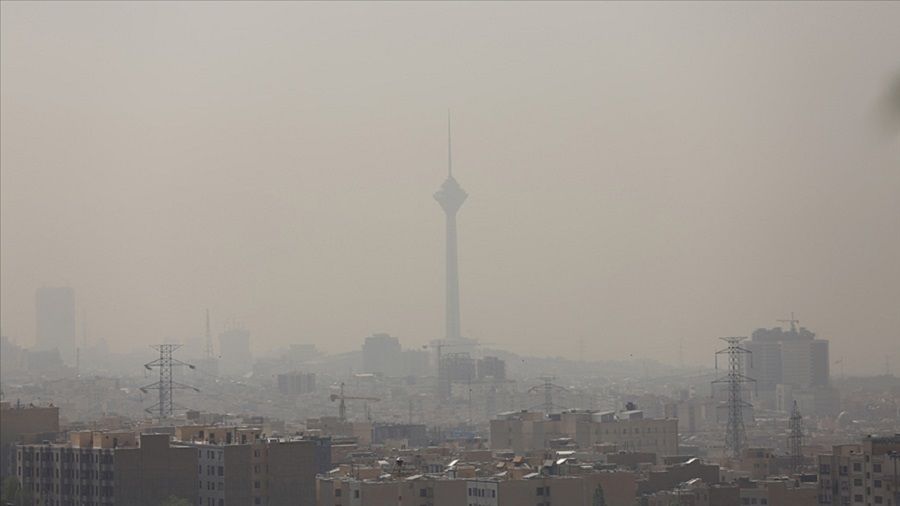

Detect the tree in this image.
[157,497,192,506]
[1,477,33,506]
[592,483,607,506]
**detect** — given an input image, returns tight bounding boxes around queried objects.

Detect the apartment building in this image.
[318,471,637,506]
[0,401,59,479]
[317,475,466,506]
[15,432,197,506]
[176,425,326,506]
[817,435,900,506]
[490,409,678,458]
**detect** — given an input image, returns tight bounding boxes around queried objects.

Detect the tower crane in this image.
[329,382,380,422]
[777,313,800,333]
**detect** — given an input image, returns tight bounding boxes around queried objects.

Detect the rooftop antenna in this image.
[777,312,800,333]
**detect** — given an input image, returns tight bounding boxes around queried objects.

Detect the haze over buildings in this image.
[1,2,899,372]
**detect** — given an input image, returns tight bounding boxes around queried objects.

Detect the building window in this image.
[873,464,882,473]
[853,463,861,472]
[335,489,341,497]
[874,497,883,504]
[854,494,863,502]
[420,488,427,497]
[874,480,882,488]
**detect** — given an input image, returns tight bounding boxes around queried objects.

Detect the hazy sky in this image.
[2,1,898,373]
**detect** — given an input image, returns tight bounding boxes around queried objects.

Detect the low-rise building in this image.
[490,409,678,458]
[318,470,637,506]
[15,432,198,506]
[0,401,60,479]
[816,434,900,506]
[176,425,327,506]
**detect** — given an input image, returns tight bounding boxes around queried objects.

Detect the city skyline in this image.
[1,2,898,373]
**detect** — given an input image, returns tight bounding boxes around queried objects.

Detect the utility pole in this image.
[140,344,198,418]
[788,400,804,472]
[712,337,755,460]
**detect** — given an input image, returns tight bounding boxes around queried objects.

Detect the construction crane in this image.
[329,382,380,422]
[777,313,800,333]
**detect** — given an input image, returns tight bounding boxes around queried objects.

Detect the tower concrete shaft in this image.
[713,336,756,460]
[434,115,467,341]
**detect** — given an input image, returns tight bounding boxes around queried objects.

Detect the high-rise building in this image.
[277,371,317,395]
[442,352,476,383]
[35,286,76,364]
[745,325,829,390]
[434,115,468,342]
[744,323,830,411]
[361,333,402,376]
[477,356,507,381]
[219,324,251,377]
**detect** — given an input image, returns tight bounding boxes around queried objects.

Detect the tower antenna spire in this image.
[447,110,452,178]
[205,309,213,360]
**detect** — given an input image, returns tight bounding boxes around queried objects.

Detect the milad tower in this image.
[433,114,468,343]
[431,114,476,400]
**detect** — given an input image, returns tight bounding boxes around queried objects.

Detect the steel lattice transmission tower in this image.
[141,344,198,418]
[712,336,755,460]
[788,400,804,472]
[528,376,567,415]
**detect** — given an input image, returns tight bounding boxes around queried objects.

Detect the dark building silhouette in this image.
[361,333,402,376]
[35,286,76,364]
